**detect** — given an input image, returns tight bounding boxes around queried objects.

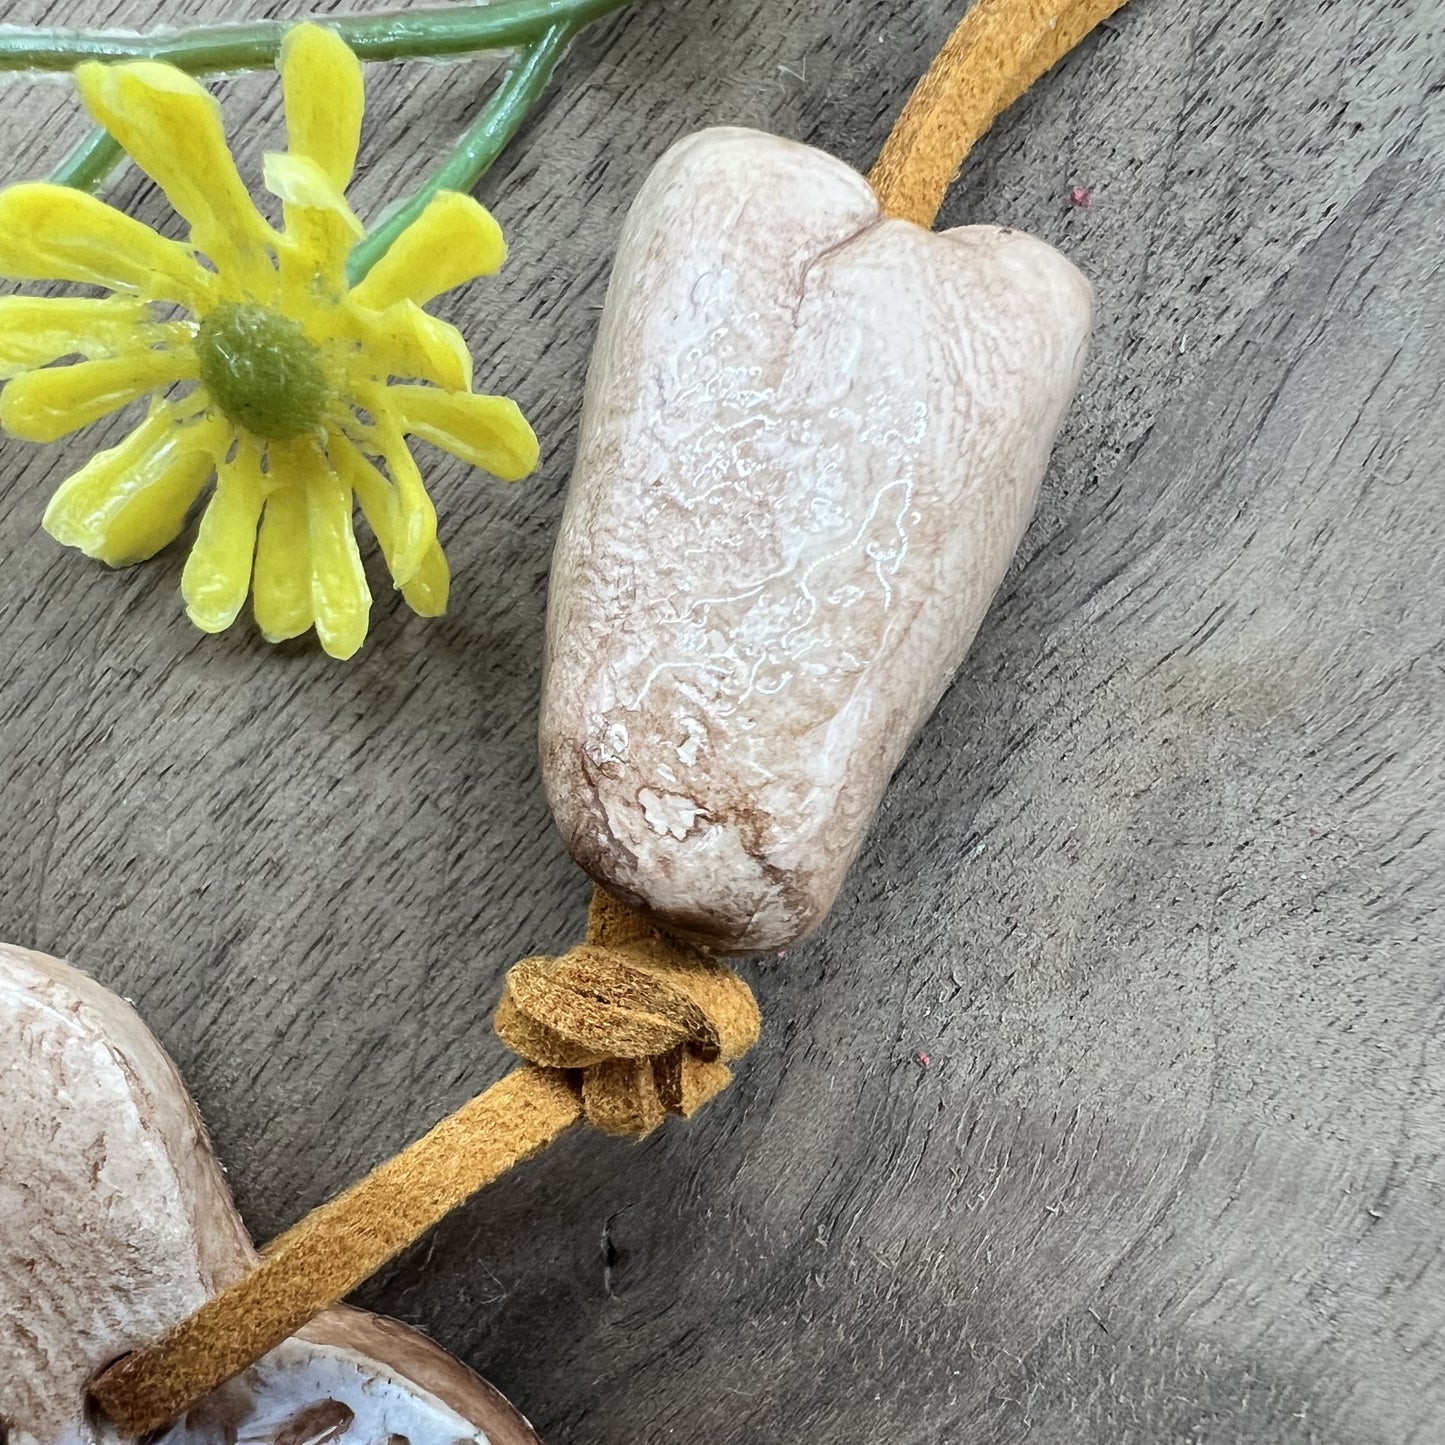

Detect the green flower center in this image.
[195,302,331,441]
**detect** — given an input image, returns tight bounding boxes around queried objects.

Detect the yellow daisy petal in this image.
[342,299,473,392]
[1,349,198,443]
[348,192,505,310]
[371,427,438,587]
[43,405,225,565]
[75,61,275,292]
[282,441,370,659]
[336,415,437,586]
[182,441,266,633]
[331,433,398,551]
[0,296,156,380]
[332,431,447,615]
[400,542,450,617]
[384,384,539,481]
[265,151,364,297]
[252,481,313,643]
[280,23,364,191]
[0,183,211,306]
[264,153,363,232]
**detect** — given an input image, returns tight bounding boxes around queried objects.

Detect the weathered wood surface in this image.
[1,2,1441,1442]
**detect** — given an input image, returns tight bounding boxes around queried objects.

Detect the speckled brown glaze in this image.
[542,127,1092,954]
[0,944,540,1445]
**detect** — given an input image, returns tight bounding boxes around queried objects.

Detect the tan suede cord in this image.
[91,890,761,1436]
[869,0,1131,226]
[91,1066,582,1436]
[495,889,763,1136]
[91,2,1129,1432]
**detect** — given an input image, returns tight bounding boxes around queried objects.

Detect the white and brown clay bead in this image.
[542,127,1091,953]
[0,944,539,1445]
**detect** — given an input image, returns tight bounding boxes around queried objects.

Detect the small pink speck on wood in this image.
[1069,186,1092,208]
[915,1051,931,1069]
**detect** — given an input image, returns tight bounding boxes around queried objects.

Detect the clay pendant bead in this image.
[542,127,1091,954]
[0,944,540,1445]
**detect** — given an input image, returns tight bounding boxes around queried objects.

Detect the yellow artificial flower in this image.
[0,24,538,659]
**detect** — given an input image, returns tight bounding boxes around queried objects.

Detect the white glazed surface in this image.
[542,127,1092,954]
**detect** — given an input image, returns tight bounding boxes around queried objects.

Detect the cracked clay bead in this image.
[541,127,1091,954]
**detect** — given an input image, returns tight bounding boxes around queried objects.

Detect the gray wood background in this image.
[2,1,1442,1441]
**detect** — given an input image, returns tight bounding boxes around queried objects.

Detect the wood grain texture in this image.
[1,2,1441,1442]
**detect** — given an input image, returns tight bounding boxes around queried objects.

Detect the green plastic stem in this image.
[49,126,126,190]
[345,20,575,283]
[0,0,630,74]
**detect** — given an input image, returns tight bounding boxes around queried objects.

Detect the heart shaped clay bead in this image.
[0,944,540,1445]
[542,126,1091,954]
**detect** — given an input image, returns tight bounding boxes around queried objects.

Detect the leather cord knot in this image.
[495,889,761,1136]
[89,889,756,1437]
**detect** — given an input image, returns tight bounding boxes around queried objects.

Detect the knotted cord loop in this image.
[496,889,761,1136]
[90,890,758,1437]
